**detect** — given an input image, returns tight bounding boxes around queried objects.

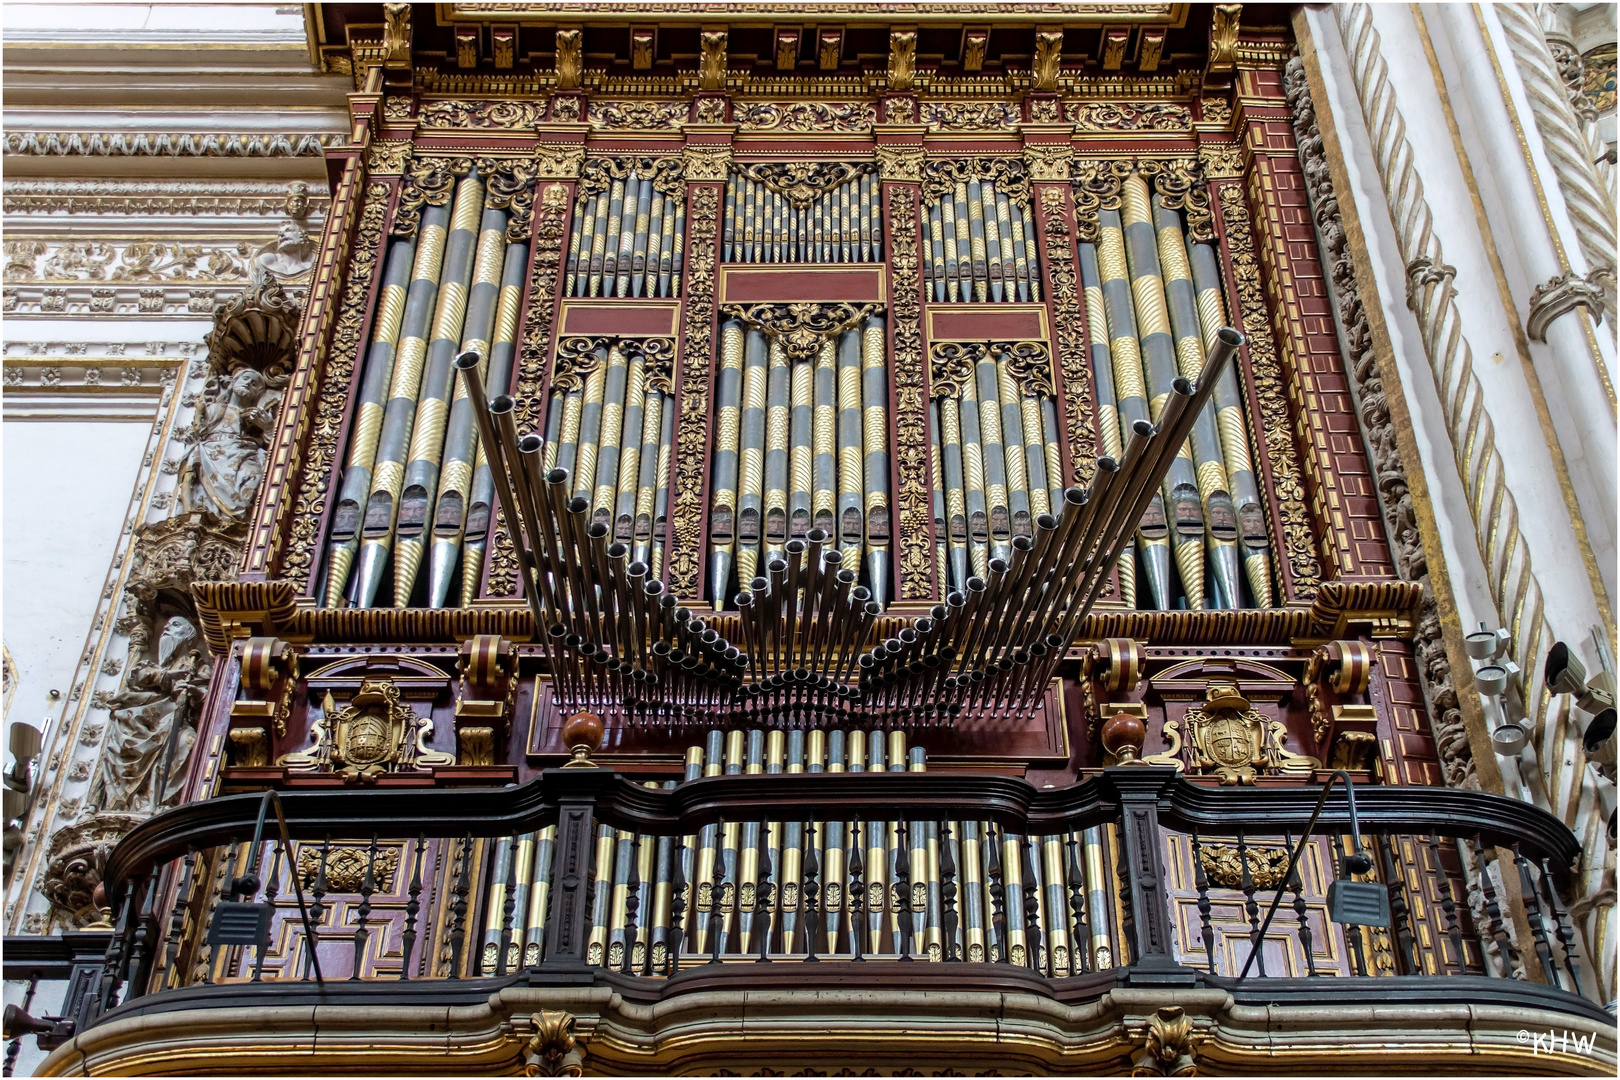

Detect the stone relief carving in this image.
[1284,57,1474,789]
[2,132,335,157]
[84,616,206,814]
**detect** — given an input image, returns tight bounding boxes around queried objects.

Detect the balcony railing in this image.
[71,765,1602,1037]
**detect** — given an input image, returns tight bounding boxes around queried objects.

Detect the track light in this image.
[1546,640,1617,758]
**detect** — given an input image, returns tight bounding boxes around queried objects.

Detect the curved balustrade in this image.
[78,767,1598,1040]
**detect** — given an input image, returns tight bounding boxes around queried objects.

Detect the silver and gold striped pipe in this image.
[391,169,486,607]
[737,327,770,590]
[1078,238,1132,606]
[924,179,1040,304]
[722,170,880,265]
[350,188,454,609]
[860,314,890,608]
[1120,172,1205,610]
[322,227,417,608]
[764,338,791,560]
[710,320,745,607]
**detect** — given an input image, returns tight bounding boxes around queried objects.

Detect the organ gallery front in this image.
[26,5,1611,1077]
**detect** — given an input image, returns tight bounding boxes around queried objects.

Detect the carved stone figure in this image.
[175,366,280,521]
[39,812,143,927]
[86,616,206,814]
[250,219,317,282]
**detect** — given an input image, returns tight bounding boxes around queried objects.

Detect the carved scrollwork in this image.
[735,101,876,134]
[735,161,875,209]
[875,145,924,183]
[639,336,676,392]
[920,100,1018,132]
[1215,182,1322,598]
[1069,159,1128,242]
[921,156,1031,207]
[578,154,684,198]
[928,341,985,398]
[417,100,547,130]
[277,678,455,780]
[1024,143,1074,183]
[587,100,687,132]
[1039,187,1096,485]
[1067,102,1192,132]
[392,156,472,239]
[886,184,931,600]
[667,184,719,598]
[1005,340,1055,397]
[681,145,731,183]
[552,336,609,391]
[727,302,881,363]
[1198,843,1289,890]
[485,159,539,242]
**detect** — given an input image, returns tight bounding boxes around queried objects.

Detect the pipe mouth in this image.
[1063,486,1085,506]
[1133,419,1154,437]
[568,496,589,514]
[546,467,569,485]
[767,558,789,574]
[736,590,754,605]
[1012,534,1034,552]
[1217,326,1244,348]
[490,394,515,414]
[837,568,857,584]
[785,539,806,554]
[1035,514,1057,531]
[455,350,483,369]
[864,601,883,616]
[588,523,610,540]
[1095,456,1119,474]
[518,433,543,453]
[750,576,770,591]
[643,578,664,594]
[806,527,828,544]
[1172,376,1191,396]
[823,548,843,565]
[628,560,649,577]
[966,576,987,593]
[850,586,871,602]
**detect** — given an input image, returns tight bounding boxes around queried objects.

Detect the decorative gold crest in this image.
[277,677,454,780]
[1165,683,1318,785]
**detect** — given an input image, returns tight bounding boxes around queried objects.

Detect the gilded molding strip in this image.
[886,182,932,600]
[282,181,393,592]
[1212,182,1322,601]
[488,181,571,598]
[254,153,367,580]
[1036,186,1097,489]
[667,184,720,599]
[1334,3,1555,760]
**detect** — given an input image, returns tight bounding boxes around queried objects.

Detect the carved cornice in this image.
[2,181,330,219]
[3,133,338,158]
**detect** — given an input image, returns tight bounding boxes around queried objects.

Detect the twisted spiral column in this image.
[1533,3,1616,206]
[1496,3,1616,285]
[1335,4,1556,768]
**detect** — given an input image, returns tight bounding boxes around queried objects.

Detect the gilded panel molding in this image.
[736,101,876,133]
[1214,182,1322,600]
[280,181,390,592]
[667,184,720,599]
[418,99,549,130]
[2,132,336,158]
[885,183,932,600]
[1037,186,1097,488]
[488,182,571,598]
[1066,101,1191,131]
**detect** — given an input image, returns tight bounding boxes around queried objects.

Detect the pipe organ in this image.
[724,164,882,265]
[564,156,686,299]
[922,158,1041,303]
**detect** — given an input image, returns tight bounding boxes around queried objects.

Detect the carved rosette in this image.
[1037,187,1096,486]
[282,181,390,592]
[1214,183,1321,599]
[885,183,932,600]
[667,184,719,599]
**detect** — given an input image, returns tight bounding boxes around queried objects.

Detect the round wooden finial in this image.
[561,711,603,768]
[1100,710,1147,765]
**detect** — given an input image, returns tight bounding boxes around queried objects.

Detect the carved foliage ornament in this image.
[392,156,469,240]
[727,302,880,363]
[278,678,454,780]
[554,29,583,91]
[888,30,917,91]
[736,161,874,209]
[921,100,1019,132]
[667,185,720,599]
[875,145,924,183]
[736,101,876,134]
[578,154,684,198]
[1131,1005,1198,1077]
[1198,843,1289,889]
[524,1010,586,1077]
[681,145,732,183]
[417,100,546,131]
[699,30,727,91]
[1068,102,1192,132]
[588,100,687,132]
[1032,30,1064,92]
[922,156,1031,206]
[885,185,931,600]
[296,844,401,893]
[1039,187,1097,484]
[1215,182,1321,597]
[283,182,388,591]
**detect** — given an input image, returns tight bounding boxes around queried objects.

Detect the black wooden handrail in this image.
[103,766,1580,895]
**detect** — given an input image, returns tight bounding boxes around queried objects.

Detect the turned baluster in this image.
[1190,828,1216,974]
[399,832,426,980]
[4,976,37,1076]
[349,834,378,980]
[308,835,331,926]
[848,821,866,961]
[986,822,1007,964]
[1283,831,1316,977]
[1237,831,1264,978]
[894,821,913,961]
[622,831,643,975]
[754,825,775,963]
[1471,836,1516,977]
[1513,842,1561,988]
[1018,833,1043,974]
[163,846,198,990]
[800,821,821,963]
[499,834,522,977]
[667,832,687,975]
[707,820,727,964]
[1538,856,1583,995]
[939,820,959,963]
[1375,834,1417,974]
[1426,833,1466,974]
[122,871,157,1000]
[447,832,473,979]
[1113,822,1135,966]
[1065,832,1089,975]
[253,841,283,982]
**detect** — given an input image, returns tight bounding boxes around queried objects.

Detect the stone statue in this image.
[251,219,317,283]
[86,615,206,814]
[175,366,280,521]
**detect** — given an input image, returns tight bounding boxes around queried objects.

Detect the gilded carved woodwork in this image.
[1132,1005,1198,1077]
[735,101,876,134]
[295,844,401,892]
[735,162,875,208]
[698,30,727,92]
[1163,683,1319,784]
[578,155,684,197]
[554,29,583,90]
[1032,30,1064,92]
[1038,186,1097,487]
[278,678,455,779]
[282,180,390,593]
[1198,843,1289,889]
[888,30,917,92]
[667,184,719,598]
[886,183,931,600]
[1214,182,1321,600]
